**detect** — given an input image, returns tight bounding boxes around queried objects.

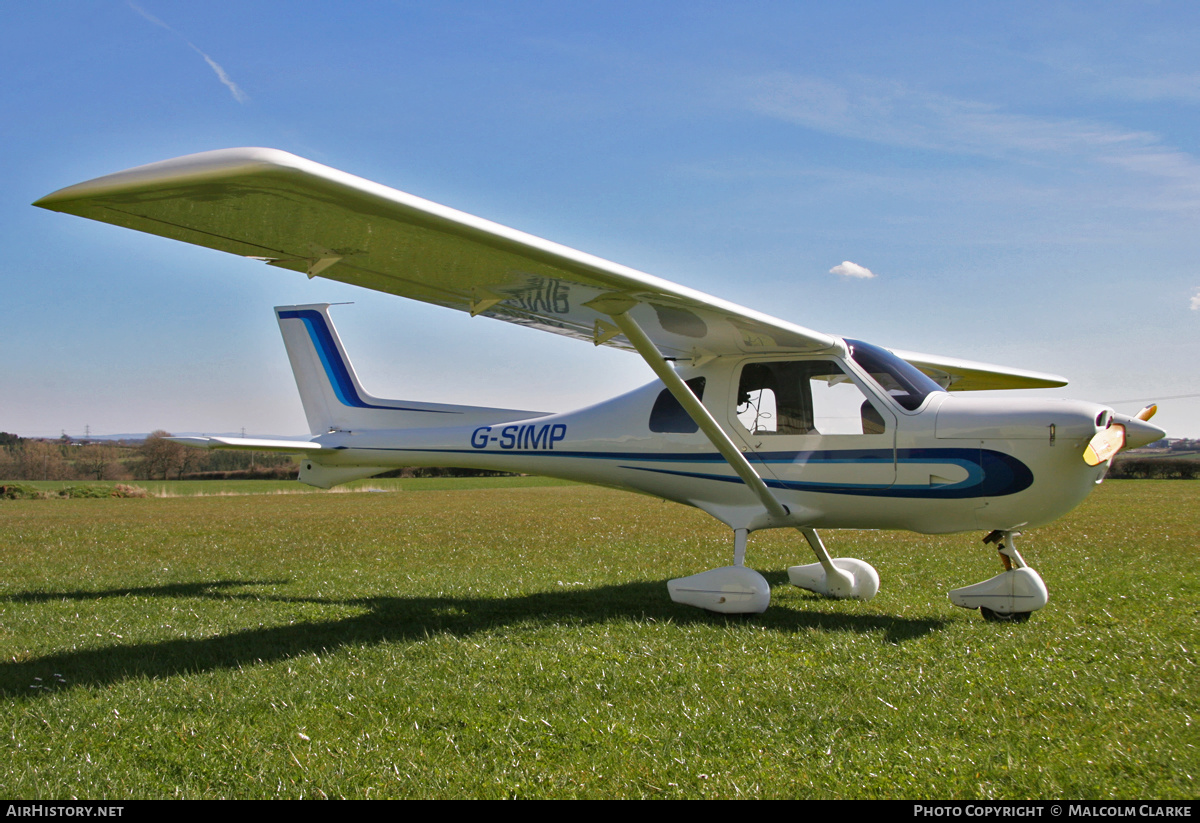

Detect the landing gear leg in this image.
[949,530,1048,621]
[667,528,771,614]
[787,527,880,600]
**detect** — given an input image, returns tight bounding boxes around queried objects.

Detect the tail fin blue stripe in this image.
[278,309,426,411]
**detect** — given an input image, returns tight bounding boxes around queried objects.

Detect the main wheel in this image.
[980,607,1031,623]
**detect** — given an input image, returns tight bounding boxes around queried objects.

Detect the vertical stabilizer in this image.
[275,304,548,435]
[276,304,383,434]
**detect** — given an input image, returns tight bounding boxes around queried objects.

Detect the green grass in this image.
[10,475,574,496]
[0,480,1195,798]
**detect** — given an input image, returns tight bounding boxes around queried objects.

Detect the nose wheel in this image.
[949,530,1048,621]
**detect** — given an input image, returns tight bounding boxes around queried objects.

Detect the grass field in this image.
[0,479,1195,799]
[10,475,574,496]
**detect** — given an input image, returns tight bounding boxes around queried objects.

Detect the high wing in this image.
[34,148,832,360]
[35,148,1065,388]
[889,349,1066,391]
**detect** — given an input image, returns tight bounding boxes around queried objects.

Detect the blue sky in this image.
[5,1,1198,437]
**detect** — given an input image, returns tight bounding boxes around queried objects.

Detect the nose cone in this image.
[1114,413,1167,450]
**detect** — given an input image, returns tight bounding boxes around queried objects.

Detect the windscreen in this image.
[846,339,945,411]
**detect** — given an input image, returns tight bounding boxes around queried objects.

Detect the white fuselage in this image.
[299,351,1114,535]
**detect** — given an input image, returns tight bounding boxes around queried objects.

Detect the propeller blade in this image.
[1136,404,1158,421]
[1083,424,1126,466]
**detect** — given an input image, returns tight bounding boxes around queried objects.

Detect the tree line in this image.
[0,432,513,481]
[0,431,297,481]
[1108,455,1199,479]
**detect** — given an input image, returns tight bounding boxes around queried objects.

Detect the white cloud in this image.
[830,261,875,279]
[1099,73,1200,105]
[742,74,1200,204]
[1190,290,1200,311]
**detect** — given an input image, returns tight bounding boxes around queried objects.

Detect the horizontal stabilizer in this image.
[168,436,323,451]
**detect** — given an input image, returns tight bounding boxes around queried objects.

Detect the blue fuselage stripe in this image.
[346,445,1033,499]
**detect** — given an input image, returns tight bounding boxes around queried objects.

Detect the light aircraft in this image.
[35,148,1165,621]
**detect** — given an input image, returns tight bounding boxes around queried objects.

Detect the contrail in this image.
[128,2,248,104]
[127,1,167,29]
[191,45,249,103]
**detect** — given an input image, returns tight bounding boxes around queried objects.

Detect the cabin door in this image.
[730,357,897,492]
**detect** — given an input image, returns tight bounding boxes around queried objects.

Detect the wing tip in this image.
[33,147,308,211]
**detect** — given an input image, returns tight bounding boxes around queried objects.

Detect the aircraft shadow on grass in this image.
[0,577,947,699]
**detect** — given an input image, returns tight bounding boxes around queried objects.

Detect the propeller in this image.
[1083,404,1159,467]
[1083,425,1125,466]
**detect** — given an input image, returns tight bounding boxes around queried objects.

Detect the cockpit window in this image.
[736,359,887,436]
[846,339,944,411]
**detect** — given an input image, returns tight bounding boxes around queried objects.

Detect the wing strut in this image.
[588,296,790,523]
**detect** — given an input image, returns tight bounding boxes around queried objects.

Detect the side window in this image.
[649,377,707,433]
[736,361,886,436]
